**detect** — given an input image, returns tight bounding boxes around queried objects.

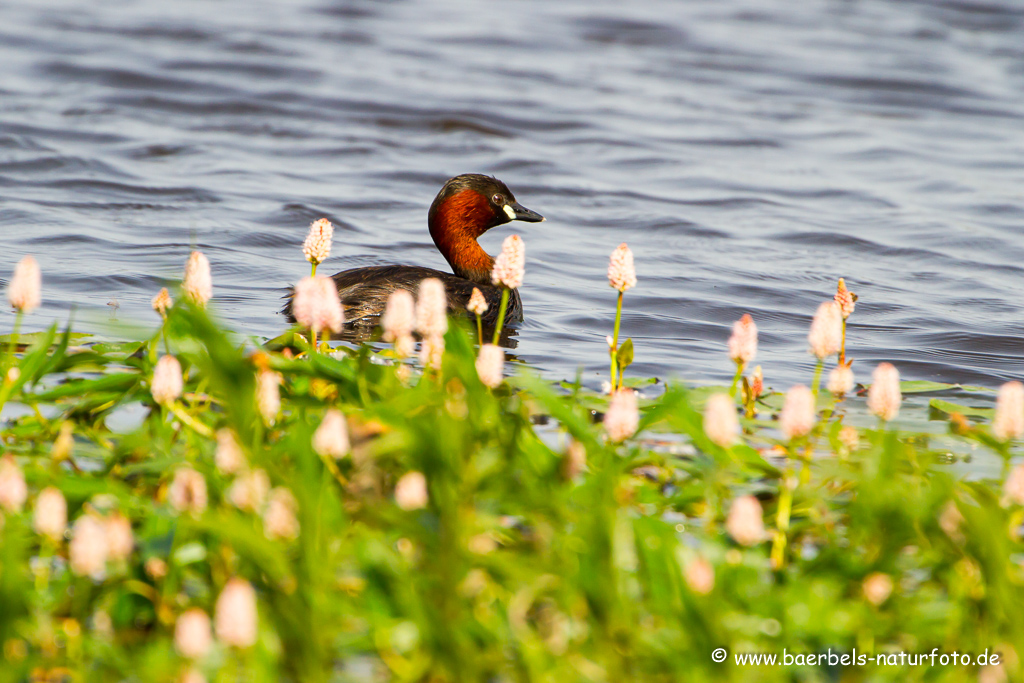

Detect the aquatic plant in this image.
[0,257,1021,683]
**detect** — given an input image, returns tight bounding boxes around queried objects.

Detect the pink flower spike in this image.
[0,455,27,513]
[302,218,334,266]
[215,578,258,648]
[993,381,1024,441]
[703,393,739,448]
[395,471,429,510]
[175,608,212,660]
[728,314,757,365]
[808,301,843,359]
[8,255,41,314]
[292,276,344,335]
[69,514,109,579]
[1004,465,1024,506]
[419,333,445,371]
[227,469,270,512]
[264,487,300,540]
[603,388,639,442]
[256,369,282,426]
[867,363,901,422]
[476,344,505,388]
[835,278,856,319]
[152,287,172,316]
[726,495,765,547]
[105,513,134,563]
[215,428,246,475]
[151,355,184,406]
[382,289,415,342]
[312,409,350,458]
[779,385,815,440]
[467,287,488,316]
[684,557,715,595]
[182,251,212,306]
[827,364,855,396]
[749,365,764,400]
[491,234,525,289]
[168,467,208,516]
[862,573,893,606]
[415,278,448,338]
[34,487,67,541]
[607,243,637,293]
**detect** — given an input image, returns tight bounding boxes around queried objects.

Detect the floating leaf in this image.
[928,398,994,419]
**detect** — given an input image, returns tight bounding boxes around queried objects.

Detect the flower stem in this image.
[475,313,483,345]
[310,262,318,278]
[609,291,623,391]
[492,288,510,345]
[729,361,744,400]
[310,329,318,354]
[840,318,847,365]
[771,473,794,569]
[167,401,214,439]
[811,358,824,399]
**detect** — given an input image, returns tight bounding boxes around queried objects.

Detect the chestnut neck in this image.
[429,189,498,284]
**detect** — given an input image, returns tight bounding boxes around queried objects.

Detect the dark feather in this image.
[282,265,521,326]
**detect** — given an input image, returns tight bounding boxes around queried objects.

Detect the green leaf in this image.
[616,338,634,371]
[928,398,994,419]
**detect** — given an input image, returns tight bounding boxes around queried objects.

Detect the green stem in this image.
[609,291,623,391]
[0,311,23,414]
[311,329,318,354]
[840,318,847,365]
[729,361,744,399]
[311,262,318,278]
[492,288,510,345]
[476,313,483,345]
[771,472,794,569]
[167,401,214,439]
[811,358,824,400]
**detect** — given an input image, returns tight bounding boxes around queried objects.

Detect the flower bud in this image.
[34,487,67,541]
[703,393,739,448]
[302,218,333,266]
[727,314,757,365]
[8,255,41,313]
[993,381,1024,441]
[779,385,815,440]
[867,363,901,422]
[312,409,350,458]
[808,301,842,359]
[395,471,429,510]
[151,355,184,406]
[292,276,344,335]
[607,243,636,293]
[726,495,765,546]
[467,287,488,316]
[475,344,504,388]
[175,608,212,660]
[215,578,258,648]
[603,389,639,442]
[492,234,526,290]
[182,251,212,306]
[415,278,448,338]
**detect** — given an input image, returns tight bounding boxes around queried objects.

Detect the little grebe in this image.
[284,174,544,325]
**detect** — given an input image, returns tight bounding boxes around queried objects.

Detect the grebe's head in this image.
[428,174,544,240]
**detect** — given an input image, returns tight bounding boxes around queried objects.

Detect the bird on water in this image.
[283,174,544,326]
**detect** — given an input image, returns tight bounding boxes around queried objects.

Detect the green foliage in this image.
[0,302,1022,682]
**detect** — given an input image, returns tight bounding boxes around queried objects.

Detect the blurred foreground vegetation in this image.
[0,301,1022,683]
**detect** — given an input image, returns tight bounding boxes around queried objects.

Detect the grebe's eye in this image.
[492,193,504,205]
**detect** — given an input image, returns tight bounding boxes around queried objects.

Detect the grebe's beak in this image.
[503,202,545,223]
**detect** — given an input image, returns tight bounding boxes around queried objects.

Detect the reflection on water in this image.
[2,0,1024,392]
